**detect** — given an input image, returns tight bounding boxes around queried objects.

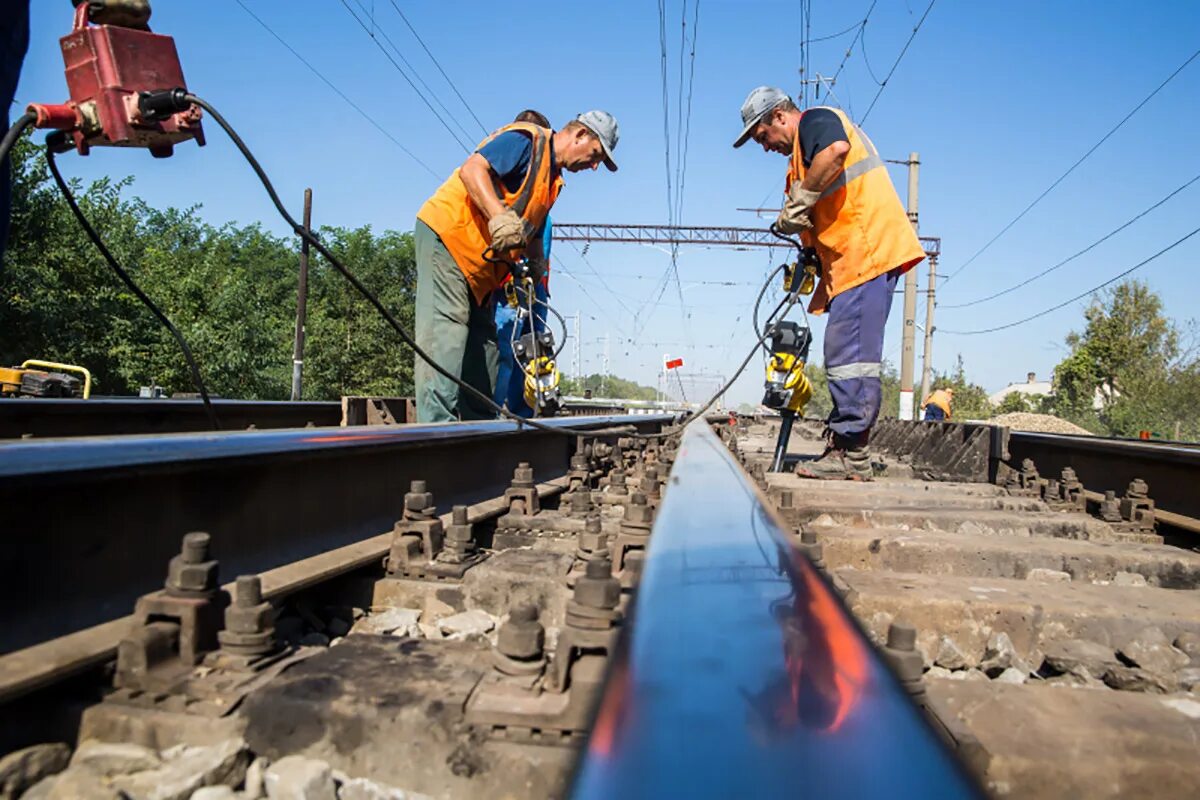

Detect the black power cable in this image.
[187,91,800,439]
[0,112,36,166]
[43,136,220,430]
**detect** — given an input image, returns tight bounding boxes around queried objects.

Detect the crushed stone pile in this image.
[990,412,1093,435]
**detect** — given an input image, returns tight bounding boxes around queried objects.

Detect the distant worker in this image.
[493,110,554,417]
[921,387,953,421]
[414,110,619,422]
[734,87,925,480]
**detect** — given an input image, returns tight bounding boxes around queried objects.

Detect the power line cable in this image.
[941,172,1200,309]
[386,0,488,137]
[339,0,473,152]
[859,0,937,124]
[942,45,1200,285]
[232,0,438,178]
[941,225,1200,335]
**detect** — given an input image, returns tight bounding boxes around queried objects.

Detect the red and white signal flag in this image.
[664,355,684,371]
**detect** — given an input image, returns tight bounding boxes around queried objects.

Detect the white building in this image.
[989,372,1053,406]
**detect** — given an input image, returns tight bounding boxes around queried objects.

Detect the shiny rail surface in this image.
[0,415,671,654]
[571,422,981,798]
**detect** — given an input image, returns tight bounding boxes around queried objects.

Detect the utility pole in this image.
[896,153,919,420]
[919,255,938,403]
[573,313,581,381]
[290,188,313,402]
[601,332,610,397]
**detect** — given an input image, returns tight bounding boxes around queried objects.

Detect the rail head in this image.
[571,422,981,798]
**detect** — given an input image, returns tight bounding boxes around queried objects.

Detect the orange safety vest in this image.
[923,389,952,417]
[417,122,562,305]
[786,106,925,314]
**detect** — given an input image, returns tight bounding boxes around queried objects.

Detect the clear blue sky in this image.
[15,1,1200,406]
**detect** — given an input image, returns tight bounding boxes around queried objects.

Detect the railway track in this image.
[0,414,1197,798]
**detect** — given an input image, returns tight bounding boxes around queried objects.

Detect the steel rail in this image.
[0,397,638,439]
[570,422,980,798]
[0,414,671,655]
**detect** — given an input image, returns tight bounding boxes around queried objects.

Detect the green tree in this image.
[1050,280,1196,438]
[995,391,1032,414]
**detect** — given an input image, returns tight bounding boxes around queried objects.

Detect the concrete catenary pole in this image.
[898,153,920,419]
[920,255,938,403]
[290,188,313,401]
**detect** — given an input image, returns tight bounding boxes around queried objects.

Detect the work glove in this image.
[487,209,527,252]
[775,183,821,234]
[74,0,152,29]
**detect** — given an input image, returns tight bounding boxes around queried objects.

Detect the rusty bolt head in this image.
[623,496,654,527]
[405,482,434,515]
[235,575,263,608]
[452,505,469,526]
[886,621,917,652]
[778,490,794,509]
[576,559,621,609]
[1021,459,1036,474]
[182,532,210,564]
[570,491,593,514]
[1127,478,1149,498]
[497,603,545,660]
[1061,467,1078,483]
[579,520,608,553]
[1104,490,1117,501]
[800,528,818,546]
[585,515,602,534]
[512,462,535,488]
[166,533,218,595]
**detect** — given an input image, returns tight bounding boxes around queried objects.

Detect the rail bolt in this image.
[404,480,435,516]
[166,532,218,596]
[497,603,545,660]
[579,516,607,552]
[778,489,794,509]
[1126,478,1149,499]
[622,493,654,526]
[570,490,594,515]
[575,558,621,610]
[224,575,273,636]
[883,621,924,684]
[512,462,536,489]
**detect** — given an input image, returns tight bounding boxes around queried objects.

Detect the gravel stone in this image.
[1112,571,1148,587]
[1174,632,1200,664]
[925,665,952,679]
[994,667,1028,685]
[338,776,409,800]
[71,740,161,775]
[437,609,496,640]
[244,756,269,799]
[111,738,249,800]
[1118,627,1190,675]
[934,636,971,670]
[264,755,336,800]
[351,608,422,637]
[1026,568,1071,583]
[43,765,123,799]
[809,513,837,528]
[0,742,70,797]
[1042,639,1120,680]
[981,631,1029,677]
[190,788,238,800]
[1177,667,1200,691]
[1103,665,1176,694]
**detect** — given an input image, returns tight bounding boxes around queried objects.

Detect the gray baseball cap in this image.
[733,86,791,148]
[576,110,619,172]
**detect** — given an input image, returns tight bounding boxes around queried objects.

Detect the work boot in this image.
[794,432,872,481]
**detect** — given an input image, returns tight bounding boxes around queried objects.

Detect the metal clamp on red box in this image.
[26,2,203,158]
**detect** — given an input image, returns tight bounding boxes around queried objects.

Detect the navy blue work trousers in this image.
[823,269,899,438]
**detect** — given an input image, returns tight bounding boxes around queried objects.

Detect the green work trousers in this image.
[414,219,498,422]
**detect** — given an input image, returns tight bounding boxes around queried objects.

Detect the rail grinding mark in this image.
[737,419,1200,799]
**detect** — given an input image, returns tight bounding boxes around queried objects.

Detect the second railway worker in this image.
[734,86,925,480]
[414,110,619,423]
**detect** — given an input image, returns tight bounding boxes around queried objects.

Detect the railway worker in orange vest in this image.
[735,86,925,480]
[414,111,619,422]
[921,387,953,421]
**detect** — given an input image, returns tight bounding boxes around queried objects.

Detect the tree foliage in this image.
[1,135,416,400]
[559,373,658,401]
[1049,280,1199,439]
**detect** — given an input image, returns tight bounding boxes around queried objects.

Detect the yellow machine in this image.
[0,360,92,399]
[762,322,814,472]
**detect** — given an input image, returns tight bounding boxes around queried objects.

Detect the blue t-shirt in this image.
[477,130,559,194]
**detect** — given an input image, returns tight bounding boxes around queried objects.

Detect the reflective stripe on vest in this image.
[827,361,882,381]
[819,127,884,200]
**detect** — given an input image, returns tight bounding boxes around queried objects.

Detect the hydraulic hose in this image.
[0,112,36,168]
